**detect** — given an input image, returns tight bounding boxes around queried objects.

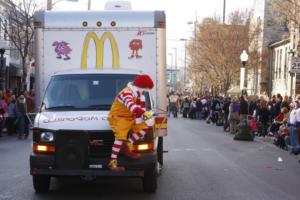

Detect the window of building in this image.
[275,49,279,79]
[272,49,276,80]
[284,47,288,79]
[279,49,282,79]
[0,18,2,39]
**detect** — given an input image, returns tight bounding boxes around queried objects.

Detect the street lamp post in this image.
[180,39,187,91]
[240,50,248,94]
[168,53,174,90]
[187,21,197,41]
[172,47,177,82]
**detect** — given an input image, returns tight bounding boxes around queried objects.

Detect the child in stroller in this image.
[274,123,289,149]
[248,115,257,136]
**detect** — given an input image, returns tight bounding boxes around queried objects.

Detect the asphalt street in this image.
[0,118,300,200]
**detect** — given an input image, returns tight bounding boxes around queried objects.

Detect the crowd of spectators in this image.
[168,92,300,155]
[0,89,35,140]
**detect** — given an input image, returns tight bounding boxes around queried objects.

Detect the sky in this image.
[38,0,255,67]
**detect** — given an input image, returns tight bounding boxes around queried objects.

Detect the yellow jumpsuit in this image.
[108,87,147,141]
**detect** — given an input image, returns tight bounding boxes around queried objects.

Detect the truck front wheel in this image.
[142,164,157,193]
[33,175,51,193]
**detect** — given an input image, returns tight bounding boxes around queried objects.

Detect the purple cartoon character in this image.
[52,41,72,60]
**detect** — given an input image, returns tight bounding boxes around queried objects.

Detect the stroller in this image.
[206,110,216,124]
[216,110,224,126]
[234,119,255,141]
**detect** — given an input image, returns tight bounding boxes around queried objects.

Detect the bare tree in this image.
[272,0,300,29]
[272,0,300,55]
[187,10,262,95]
[0,0,36,90]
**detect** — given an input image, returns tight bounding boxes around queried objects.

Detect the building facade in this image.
[266,0,300,98]
[248,0,288,96]
[0,0,12,91]
[269,39,293,96]
[0,0,31,92]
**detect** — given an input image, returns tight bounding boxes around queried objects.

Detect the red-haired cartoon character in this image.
[52,41,72,60]
[129,39,143,59]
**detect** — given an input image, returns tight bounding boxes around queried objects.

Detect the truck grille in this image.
[55,131,89,170]
[88,131,115,158]
[55,130,115,170]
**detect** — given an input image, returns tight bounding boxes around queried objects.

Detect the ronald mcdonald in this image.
[107,74,154,171]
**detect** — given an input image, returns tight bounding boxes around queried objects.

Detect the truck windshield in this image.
[42,74,152,111]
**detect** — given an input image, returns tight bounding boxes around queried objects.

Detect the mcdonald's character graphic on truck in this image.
[52,41,72,60]
[128,39,143,59]
[107,74,155,171]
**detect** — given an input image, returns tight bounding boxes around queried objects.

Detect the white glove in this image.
[145,118,155,126]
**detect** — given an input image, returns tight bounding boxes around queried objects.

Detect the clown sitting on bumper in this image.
[107,74,154,171]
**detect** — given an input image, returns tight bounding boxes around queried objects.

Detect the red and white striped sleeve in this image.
[117,90,145,116]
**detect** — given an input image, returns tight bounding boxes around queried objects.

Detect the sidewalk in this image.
[255,135,274,144]
[253,134,300,163]
[222,124,300,161]
[0,129,19,138]
[0,128,8,137]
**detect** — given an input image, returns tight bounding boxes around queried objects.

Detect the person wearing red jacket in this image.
[0,91,8,137]
[269,107,289,136]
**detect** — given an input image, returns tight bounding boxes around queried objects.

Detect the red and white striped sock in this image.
[128,129,147,144]
[111,140,123,159]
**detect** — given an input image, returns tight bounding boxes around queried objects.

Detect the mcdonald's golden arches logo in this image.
[81,32,120,69]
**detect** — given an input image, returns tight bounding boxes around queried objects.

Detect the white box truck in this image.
[30,1,167,193]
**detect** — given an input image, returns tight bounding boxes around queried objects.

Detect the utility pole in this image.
[184,41,187,91]
[88,0,91,10]
[47,0,79,10]
[172,47,177,83]
[223,0,226,24]
[47,0,52,10]
[180,39,187,91]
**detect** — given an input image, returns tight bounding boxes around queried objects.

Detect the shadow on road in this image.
[32,177,157,200]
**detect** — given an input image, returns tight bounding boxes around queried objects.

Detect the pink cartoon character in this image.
[128,39,143,59]
[52,41,72,60]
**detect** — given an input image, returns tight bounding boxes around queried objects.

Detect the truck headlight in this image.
[40,132,54,142]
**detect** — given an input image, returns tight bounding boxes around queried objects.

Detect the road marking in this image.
[170,148,196,152]
[0,192,13,200]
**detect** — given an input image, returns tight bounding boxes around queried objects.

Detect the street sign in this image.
[291,57,300,74]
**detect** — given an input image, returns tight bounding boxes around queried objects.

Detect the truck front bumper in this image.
[30,152,157,177]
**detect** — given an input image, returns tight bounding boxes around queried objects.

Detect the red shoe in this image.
[107,159,125,171]
[121,143,141,159]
